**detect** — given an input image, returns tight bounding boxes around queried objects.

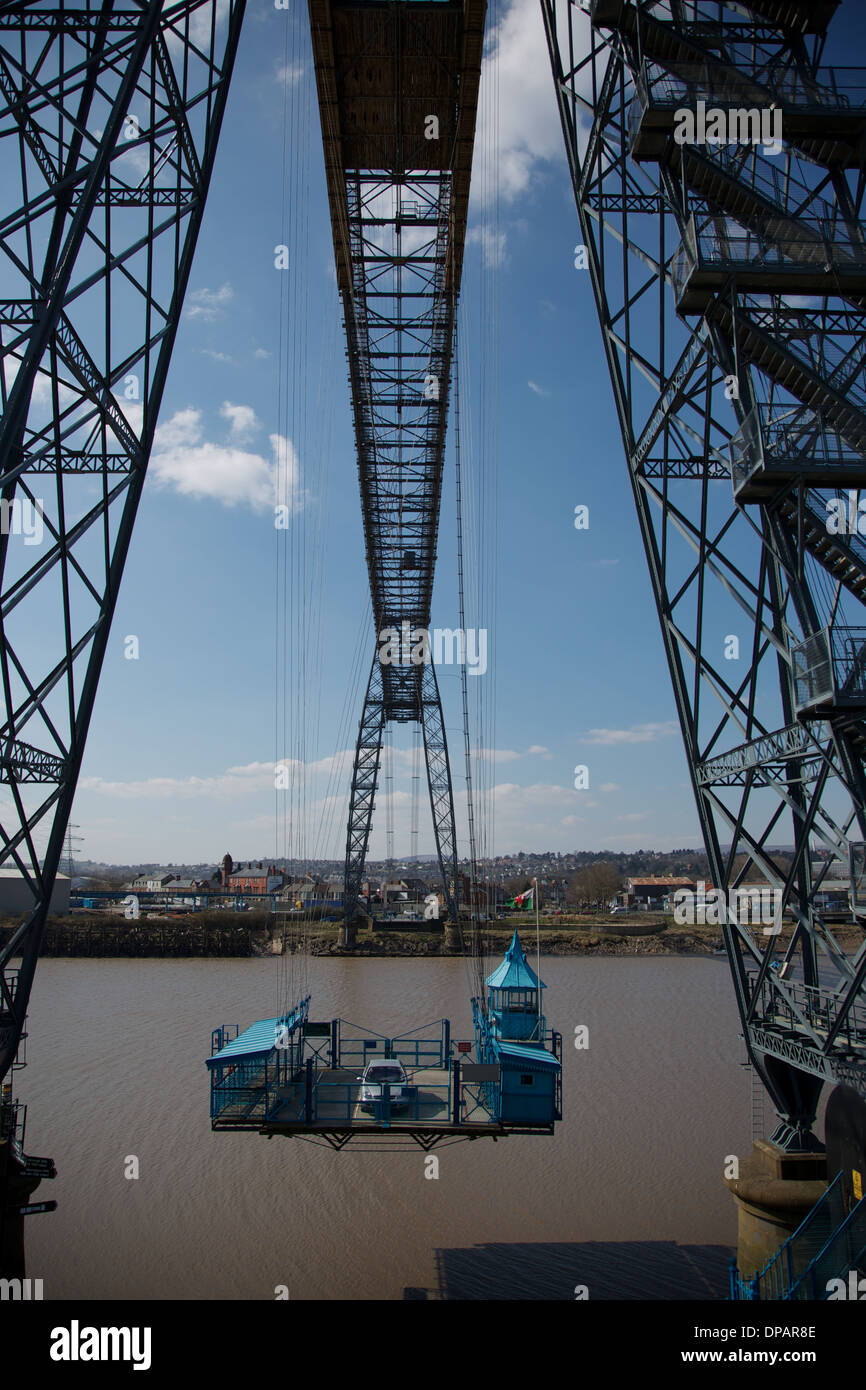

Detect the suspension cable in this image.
[454,315,484,1001]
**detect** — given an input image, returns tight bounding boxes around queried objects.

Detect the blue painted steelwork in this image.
[485,930,544,992]
[336,1018,450,1071]
[207,934,563,1140]
[472,997,562,1124]
[207,998,310,1124]
[471,935,562,1124]
[207,997,560,1141]
[208,999,310,1066]
[496,1041,561,1125]
[485,931,548,1043]
[730,1174,866,1299]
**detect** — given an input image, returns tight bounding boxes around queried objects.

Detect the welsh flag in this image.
[507,888,533,910]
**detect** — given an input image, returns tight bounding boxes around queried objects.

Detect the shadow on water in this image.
[404,1241,734,1300]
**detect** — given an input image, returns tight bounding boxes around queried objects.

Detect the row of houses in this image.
[621,875,852,913]
[124,855,450,910]
[127,855,286,899]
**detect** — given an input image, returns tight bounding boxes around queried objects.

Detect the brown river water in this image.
[19,954,751,1299]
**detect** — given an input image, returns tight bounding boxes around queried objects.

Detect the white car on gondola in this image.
[358,1059,412,1113]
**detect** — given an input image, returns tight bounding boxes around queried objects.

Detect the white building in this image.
[0,869,70,916]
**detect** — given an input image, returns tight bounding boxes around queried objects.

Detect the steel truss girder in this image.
[0,0,247,1087]
[343,649,459,924]
[697,722,830,787]
[542,0,866,1148]
[343,172,456,632]
[750,1028,866,1095]
[310,0,484,926]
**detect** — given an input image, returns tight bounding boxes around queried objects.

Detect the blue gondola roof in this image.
[207,1012,297,1069]
[485,929,545,990]
[494,1040,560,1071]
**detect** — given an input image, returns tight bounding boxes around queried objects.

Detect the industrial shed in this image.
[0,869,70,917]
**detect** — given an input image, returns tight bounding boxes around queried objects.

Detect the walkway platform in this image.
[672,216,866,315]
[628,66,866,167]
[730,404,866,501]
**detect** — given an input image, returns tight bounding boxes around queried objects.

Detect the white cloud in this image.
[191,0,229,46]
[599,782,620,792]
[583,722,679,746]
[526,744,549,755]
[80,760,277,801]
[253,348,271,360]
[492,780,574,806]
[76,746,701,858]
[116,400,143,439]
[78,745,532,803]
[149,407,304,513]
[465,0,592,263]
[116,140,150,179]
[527,380,550,397]
[275,62,304,86]
[220,402,260,441]
[483,781,586,847]
[202,349,234,365]
[186,283,234,322]
[472,0,569,206]
[6,357,78,414]
[474,747,522,765]
[466,224,507,269]
[154,407,201,450]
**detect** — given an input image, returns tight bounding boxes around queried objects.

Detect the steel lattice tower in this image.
[542,0,866,1150]
[0,0,246,1102]
[542,0,866,1148]
[309,0,485,927]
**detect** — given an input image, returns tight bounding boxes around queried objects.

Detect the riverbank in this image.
[0,912,255,956]
[5,912,859,957]
[300,924,860,957]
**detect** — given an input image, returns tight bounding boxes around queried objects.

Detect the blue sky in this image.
[55,0,866,866]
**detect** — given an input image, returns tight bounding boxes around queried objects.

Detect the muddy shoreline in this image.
[6,912,856,958]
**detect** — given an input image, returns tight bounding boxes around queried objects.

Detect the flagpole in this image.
[534,876,541,1041]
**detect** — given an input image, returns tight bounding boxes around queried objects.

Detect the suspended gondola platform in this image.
[207,932,562,1149]
[204,0,562,1152]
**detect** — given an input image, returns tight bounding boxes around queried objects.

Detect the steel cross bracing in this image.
[542,0,866,1148]
[0,0,246,1088]
[308,0,485,924]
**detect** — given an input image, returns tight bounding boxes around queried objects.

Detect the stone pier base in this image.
[444,922,462,952]
[724,1139,826,1280]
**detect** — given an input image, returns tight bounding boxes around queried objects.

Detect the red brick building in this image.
[221,853,283,896]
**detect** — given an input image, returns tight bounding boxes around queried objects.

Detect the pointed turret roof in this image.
[485,929,545,990]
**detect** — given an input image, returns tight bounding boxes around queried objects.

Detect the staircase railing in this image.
[790,1190,866,1299]
[730,1173,854,1299]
